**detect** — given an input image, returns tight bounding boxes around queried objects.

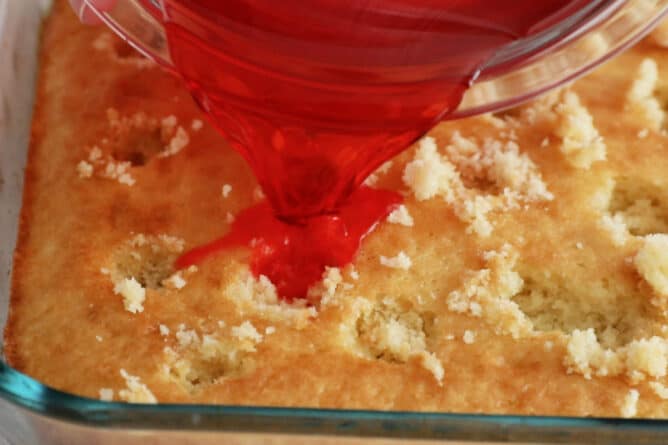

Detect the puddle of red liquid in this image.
[176,187,401,300]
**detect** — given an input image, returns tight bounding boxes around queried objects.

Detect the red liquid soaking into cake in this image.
[177,187,401,299]
[167,0,605,299]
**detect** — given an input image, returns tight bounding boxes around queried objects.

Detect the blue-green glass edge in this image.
[3,361,668,443]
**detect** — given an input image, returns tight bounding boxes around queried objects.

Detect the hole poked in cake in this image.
[105,111,191,166]
[92,33,155,69]
[351,298,443,383]
[403,137,553,237]
[512,272,656,349]
[162,323,260,393]
[443,132,504,195]
[608,177,668,236]
[111,234,184,289]
[163,342,255,392]
[111,126,164,166]
[442,132,553,200]
[77,111,192,186]
[354,299,435,362]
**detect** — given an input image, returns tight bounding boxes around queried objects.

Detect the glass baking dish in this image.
[3,1,668,444]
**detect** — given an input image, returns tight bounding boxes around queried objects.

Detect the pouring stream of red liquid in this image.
[164,0,601,299]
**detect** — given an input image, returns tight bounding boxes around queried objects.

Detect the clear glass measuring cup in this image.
[86,0,668,119]
[84,0,668,220]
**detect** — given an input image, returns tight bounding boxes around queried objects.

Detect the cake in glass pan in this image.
[5,0,668,418]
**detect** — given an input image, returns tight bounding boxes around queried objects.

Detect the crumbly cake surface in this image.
[6,1,668,417]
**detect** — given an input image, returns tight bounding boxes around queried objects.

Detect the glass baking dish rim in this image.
[2,361,668,442]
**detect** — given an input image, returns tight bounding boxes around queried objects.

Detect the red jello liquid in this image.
[166,0,608,298]
[176,187,401,299]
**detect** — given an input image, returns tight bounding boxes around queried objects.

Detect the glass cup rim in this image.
[85,0,668,118]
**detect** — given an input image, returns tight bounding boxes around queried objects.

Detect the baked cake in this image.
[6,0,668,418]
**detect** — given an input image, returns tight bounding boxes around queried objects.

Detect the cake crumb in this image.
[199,335,224,360]
[404,134,551,237]
[161,115,178,132]
[638,128,649,139]
[482,138,553,201]
[403,136,460,202]
[379,251,413,270]
[458,195,494,237]
[105,159,135,186]
[447,246,529,338]
[600,214,629,247]
[322,267,343,294]
[544,341,554,352]
[265,326,276,335]
[444,132,553,202]
[364,160,394,186]
[157,234,186,252]
[313,267,344,306]
[626,58,664,131]
[95,335,103,342]
[130,233,148,247]
[113,277,146,314]
[191,119,204,131]
[176,325,200,348]
[376,160,394,175]
[463,330,476,344]
[554,91,606,169]
[564,329,668,381]
[160,126,190,157]
[621,389,640,418]
[85,136,137,185]
[625,337,668,379]
[222,184,233,198]
[89,146,102,161]
[217,320,226,328]
[419,352,445,385]
[119,369,157,404]
[159,324,170,336]
[565,329,620,379]
[231,321,263,344]
[76,160,93,178]
[635,234,668,298]
[100,267,110,275]
[387,204,414,227]
[99,388,114,402]
[576,242,584,250]
[162,271,187,290]
[650,381,668,399]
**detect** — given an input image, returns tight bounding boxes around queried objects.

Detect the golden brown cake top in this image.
[6,0,668,418]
